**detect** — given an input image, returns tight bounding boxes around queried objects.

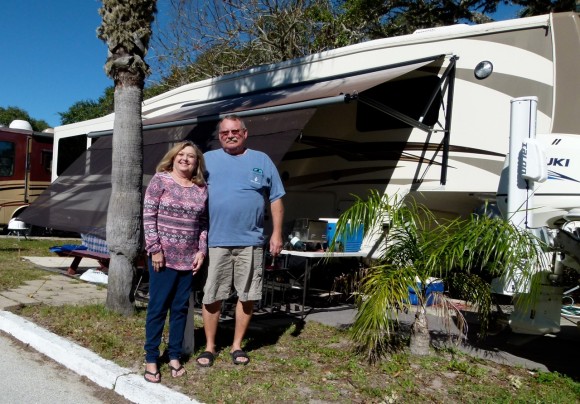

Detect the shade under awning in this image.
[20,55,444,236]
[20,109,314,237]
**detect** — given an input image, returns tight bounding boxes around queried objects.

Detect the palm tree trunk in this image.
[105,83,143,316]
[98,0,155,316]
[409,304,430,356]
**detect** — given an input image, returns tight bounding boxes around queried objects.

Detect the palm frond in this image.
[428,214,548,310]
[447,272,494,338]
[350,263,417,361]
[335,190,550,359]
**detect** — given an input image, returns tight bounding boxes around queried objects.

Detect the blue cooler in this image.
[408,279,444,306]
[326,222,364,252]
[326,222,338,247]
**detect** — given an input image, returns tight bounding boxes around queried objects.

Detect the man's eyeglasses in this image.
[219,129,244,136]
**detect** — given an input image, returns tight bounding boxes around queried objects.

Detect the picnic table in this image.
[50,244,110,276]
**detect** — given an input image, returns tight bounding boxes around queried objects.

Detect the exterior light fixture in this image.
[474,60,493,80]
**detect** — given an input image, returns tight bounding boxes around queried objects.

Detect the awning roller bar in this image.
[88,94,350,138]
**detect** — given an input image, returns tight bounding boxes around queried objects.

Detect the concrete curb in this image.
[0,311,200,404]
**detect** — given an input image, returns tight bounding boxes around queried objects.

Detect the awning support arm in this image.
[440,56,458,185]
[419,56,457,124]
[358,55,458,186]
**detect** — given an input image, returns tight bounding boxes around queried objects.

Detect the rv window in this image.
[56,134,87,176]
[356,76,442,132]
[42,150,52,174]
[0,141,15,177]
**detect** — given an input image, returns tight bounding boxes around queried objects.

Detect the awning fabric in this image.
[138,56,441,132]
[20,56,442,236]
[20,109,314,237]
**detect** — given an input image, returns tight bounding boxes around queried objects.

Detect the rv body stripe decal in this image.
[547,170,580,183]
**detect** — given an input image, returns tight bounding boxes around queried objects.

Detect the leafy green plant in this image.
[331,190,547,360]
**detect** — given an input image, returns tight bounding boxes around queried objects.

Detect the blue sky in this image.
[0,1,110,128]
[0,1,521,129]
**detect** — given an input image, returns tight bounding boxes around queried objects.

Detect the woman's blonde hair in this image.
[156,141,206,186]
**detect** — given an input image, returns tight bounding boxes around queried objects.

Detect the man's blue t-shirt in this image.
[204,148,285,247]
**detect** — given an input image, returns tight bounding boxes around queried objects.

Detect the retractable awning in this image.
[89,54,444,138]
[20,55,447,236]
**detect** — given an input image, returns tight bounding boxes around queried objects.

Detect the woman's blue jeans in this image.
[144,258,193,364]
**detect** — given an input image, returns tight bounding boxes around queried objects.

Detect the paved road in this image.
[0,332,129,404]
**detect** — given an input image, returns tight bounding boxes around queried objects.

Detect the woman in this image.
[143,141,208,383]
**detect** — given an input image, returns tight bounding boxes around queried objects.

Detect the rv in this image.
[0,121,53,233]
[25,12,579,331]
[47,12,580,224]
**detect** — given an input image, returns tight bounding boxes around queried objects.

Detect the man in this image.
[197,114,284,366]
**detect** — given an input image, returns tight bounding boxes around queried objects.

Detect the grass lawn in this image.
[2,237,580,403]
[0,236,63,289]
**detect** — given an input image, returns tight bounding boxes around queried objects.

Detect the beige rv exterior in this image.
[47,12,579,234]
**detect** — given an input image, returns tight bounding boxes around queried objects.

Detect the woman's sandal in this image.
[168,364,187,378]
[144,369,161,383]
